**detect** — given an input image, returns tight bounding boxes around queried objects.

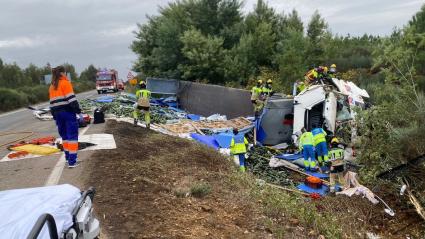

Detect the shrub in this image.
[17,85,49,104]
[0,88,29,112]
[190,182,211,198]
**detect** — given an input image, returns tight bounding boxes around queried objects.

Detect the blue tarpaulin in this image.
[190,133,219,149]
[168,107,185,112]
[213,133,234,148]
[297,183,329,196]
[166,102,178,108]
[96,95,114,103]
[276,153,303,161]
[187,114,201,121]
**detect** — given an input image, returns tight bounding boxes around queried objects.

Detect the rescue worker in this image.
[304,68,318,84]
[230,128,249,172]
[329,64,337,78]
[133,81,151,129]
[251,79,264,119]
[262,79,274,98]
[328,137,346,192]
[311,124,329,167]
[316,66,329,80]
[299,128,318,171]
[295,79,306,94]
[49,66,82,168]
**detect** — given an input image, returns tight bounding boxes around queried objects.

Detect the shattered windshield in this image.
[336,96,352,121]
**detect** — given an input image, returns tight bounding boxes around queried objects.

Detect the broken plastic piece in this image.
[400,185,407,196]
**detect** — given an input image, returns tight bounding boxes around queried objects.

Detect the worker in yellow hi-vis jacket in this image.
[133,81,151,129]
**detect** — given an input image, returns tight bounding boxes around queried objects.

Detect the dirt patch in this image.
[86,120,272,239]
[85,120,424,238]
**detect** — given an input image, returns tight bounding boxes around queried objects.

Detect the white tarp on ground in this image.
[0,184,81,239]
[78,134,116,151]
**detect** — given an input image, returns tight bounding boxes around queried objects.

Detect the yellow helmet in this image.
[331,137,339,144]
[331,64,336,68]
[267,79,272,84]
[139,80,146,85]
[257,79,263,84]
[323,66,328,73]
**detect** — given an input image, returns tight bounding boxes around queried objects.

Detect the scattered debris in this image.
[336,172,379,204]
[246,146,293,186]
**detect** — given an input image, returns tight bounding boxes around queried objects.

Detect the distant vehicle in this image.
[96,69,118,94]
[117,80,125,91]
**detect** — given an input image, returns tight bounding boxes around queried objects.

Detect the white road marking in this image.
[44,124,91,186]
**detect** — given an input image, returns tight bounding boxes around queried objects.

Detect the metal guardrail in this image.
[27,213,59,239]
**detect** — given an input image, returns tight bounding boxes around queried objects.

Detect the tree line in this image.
[0,60,97,112]
[131,0,381,93]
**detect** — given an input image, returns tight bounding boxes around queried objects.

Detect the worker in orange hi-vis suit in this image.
[49,65,82,168]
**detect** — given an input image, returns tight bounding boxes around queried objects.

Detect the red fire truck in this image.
[96,69,118,94]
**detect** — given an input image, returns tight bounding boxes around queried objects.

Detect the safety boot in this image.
[239,166,246,172]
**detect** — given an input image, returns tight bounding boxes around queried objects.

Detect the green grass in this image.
[190,182,212,198]
[228,170,344,238]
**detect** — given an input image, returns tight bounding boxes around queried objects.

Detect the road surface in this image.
[0,90,106,190]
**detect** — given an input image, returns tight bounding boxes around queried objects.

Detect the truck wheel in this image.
[97,90,101,94]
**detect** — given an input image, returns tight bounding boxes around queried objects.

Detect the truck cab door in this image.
[324,92,337,133]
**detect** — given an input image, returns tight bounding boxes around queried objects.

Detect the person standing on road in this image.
[49,66,83,168]
[133,81,151,129]
[230,128,249,172]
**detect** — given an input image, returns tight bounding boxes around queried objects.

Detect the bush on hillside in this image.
[0,88,29,112]
[17,85,49,104]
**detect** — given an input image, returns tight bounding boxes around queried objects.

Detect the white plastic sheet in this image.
[0,184,81,239]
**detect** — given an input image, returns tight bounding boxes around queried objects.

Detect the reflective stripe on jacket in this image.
[329,147,344,161]
[262,86,272,97]
[305,69,318,81]
[230,134,248,154]
[136,89,151,99]
[312,127,327,145]
[251,86,262,100]
[299,132,314,150]
[49,76,81,114]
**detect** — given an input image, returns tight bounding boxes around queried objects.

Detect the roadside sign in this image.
[127,71,135,81]
[129,78,138,86]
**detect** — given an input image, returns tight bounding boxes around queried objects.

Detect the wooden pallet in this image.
[159,117,252,134]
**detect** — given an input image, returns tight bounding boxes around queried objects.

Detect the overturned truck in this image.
[259,78,369,146]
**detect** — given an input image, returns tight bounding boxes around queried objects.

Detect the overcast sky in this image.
[0,0,423,79]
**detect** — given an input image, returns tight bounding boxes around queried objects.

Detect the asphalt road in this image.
[0,90,104,190]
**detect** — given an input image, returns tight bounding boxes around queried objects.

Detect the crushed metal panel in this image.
[331,78,369,105]
[260,98,294,145]
[294,85,326,110]
[324,92,337,133]
[293,105,305,135]
[293,86,326,134]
